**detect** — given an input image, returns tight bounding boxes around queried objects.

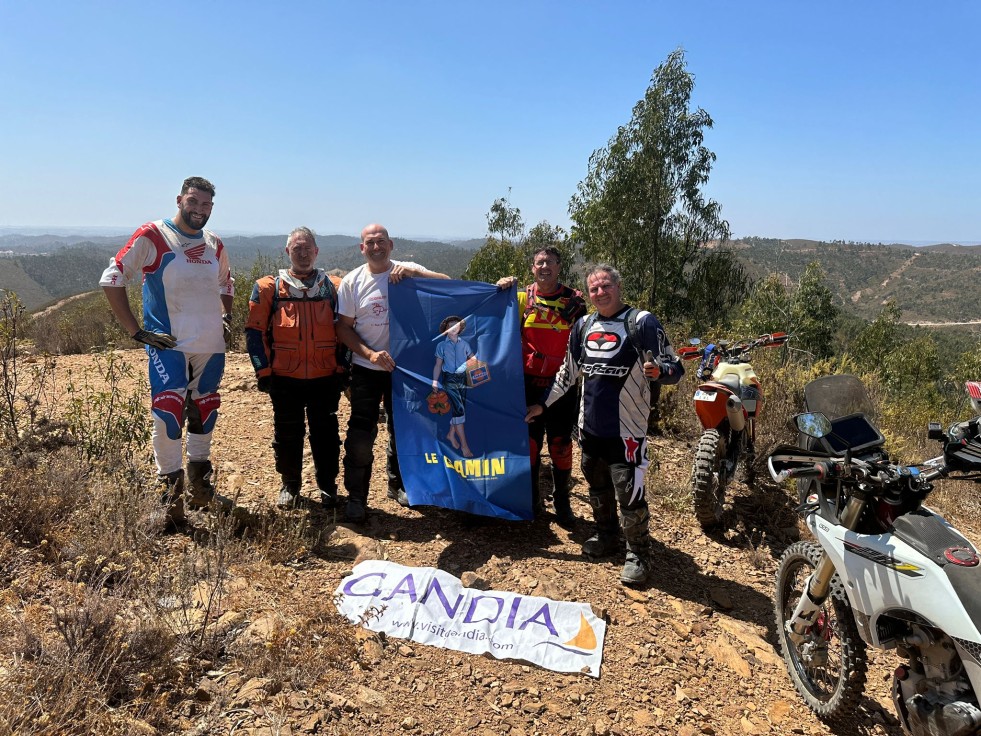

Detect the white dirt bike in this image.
[768,376,981,736]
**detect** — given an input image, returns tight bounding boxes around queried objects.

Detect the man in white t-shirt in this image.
[336,223,449,522]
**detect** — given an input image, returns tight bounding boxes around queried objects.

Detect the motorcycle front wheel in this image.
[691,428,727,528]
[774,541,867,718]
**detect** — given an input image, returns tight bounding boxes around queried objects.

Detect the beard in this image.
[179,205,210,231]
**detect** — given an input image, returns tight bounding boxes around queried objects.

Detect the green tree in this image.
[568,48,745,327]
[486,191,524,247]
[789,262,839,360]
[735,273,792,336]
[881,335,941,395]
[464,197,577,285]
[851,300,903,373]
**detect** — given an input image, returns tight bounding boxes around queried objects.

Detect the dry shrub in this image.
[228,594,361,690]
[0,449,92,549]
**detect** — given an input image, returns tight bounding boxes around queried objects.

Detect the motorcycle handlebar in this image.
[774,461,836,483]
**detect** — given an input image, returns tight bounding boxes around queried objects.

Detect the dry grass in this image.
[0,297,360,735]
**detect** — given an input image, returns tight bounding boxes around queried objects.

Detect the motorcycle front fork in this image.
[788,494,866,643]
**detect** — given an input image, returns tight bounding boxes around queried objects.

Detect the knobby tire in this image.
[774,541,867,719]
[691,428,726,528]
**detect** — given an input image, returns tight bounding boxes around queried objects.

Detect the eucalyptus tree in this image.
[569,48,745,327]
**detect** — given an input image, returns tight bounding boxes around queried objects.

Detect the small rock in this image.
[622,587,647,603]
[768,700,792,725]
[461,571,488,589]
[401,716,418,729]
[594,716,611,736]
[709,586,734,610]
[740,715,758,734]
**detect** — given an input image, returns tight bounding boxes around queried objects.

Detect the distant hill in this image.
[0,233,480,311]
[5,232,979,323]
[730,237,981,322]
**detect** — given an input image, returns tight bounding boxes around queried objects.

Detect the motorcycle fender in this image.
[693,382,733,429]
[806,514,981,646]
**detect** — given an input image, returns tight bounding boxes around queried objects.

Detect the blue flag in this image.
[389,279,533,520]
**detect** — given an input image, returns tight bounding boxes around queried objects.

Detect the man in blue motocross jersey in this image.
[526,264,683,585]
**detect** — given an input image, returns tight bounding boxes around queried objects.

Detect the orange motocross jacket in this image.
[245,269,343,380]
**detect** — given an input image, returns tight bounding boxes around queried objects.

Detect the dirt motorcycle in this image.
[768,376,981,736]
[678,332,789,528]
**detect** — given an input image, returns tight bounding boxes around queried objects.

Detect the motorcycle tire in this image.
[774,541,867,719]
[691,428,726,529]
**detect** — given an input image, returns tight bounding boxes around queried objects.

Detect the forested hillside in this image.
[732,237,981,322]
[0,235,479,311]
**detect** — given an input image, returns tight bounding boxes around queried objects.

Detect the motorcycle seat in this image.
[708,375,741,394]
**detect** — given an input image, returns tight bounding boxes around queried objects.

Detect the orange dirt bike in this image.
[679,332,789,529]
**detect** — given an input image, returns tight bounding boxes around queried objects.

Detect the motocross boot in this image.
[582,490,620,557]
[277,480,301,510]
[551,467,576,529]
[186,461,234,513]
[620,506,653,585]
[345,492,368,523]
[158,469,186,528]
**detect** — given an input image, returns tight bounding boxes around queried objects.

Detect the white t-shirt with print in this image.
[337,260,424,370]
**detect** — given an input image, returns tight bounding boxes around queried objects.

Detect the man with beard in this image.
[335,223,449,523]
[101,176,235,525]
[245,227,345,511]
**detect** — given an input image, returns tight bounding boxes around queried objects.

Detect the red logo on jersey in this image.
[585,331,621,352]
[184,243,213,264]
[623,436,641,463]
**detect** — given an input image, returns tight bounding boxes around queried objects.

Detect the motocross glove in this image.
[132,329,177,350]
[222,313,233,340]
[257,376,272,393]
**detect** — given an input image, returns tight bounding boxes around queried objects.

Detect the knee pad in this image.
[151,390,186,440]
[188,393,221,434]
[528,437,540,462]
[548,437,573,469]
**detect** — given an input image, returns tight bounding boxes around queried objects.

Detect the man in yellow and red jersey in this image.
[498,246,586,527]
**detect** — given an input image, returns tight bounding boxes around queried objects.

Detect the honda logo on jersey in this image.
[184,243,212,264]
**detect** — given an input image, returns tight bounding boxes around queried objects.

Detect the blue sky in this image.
[1,1,978,243]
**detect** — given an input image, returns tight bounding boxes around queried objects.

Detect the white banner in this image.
[335,561,606,677]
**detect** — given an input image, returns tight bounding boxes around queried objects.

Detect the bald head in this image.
[360,223,395,273]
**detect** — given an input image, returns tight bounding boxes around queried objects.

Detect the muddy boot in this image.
[159,470,186,527]
[551,468,576,529]
[277,480,301,510]
[621,506,653,585]
[186,460,233,513]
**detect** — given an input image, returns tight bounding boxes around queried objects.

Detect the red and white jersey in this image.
[100,219,234,354]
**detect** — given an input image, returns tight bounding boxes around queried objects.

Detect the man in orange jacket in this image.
[246,227,345,510]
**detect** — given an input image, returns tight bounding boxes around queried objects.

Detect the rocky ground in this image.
[55,350,949,735]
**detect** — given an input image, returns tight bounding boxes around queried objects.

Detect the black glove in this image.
[132,329,177,350]
[222,313,233,340]
[257,376,272,393]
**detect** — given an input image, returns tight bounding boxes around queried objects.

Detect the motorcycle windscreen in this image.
[803,375,874,420]
[801,375,884,454]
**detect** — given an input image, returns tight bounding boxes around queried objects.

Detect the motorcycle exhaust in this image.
[726,395,746,432]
